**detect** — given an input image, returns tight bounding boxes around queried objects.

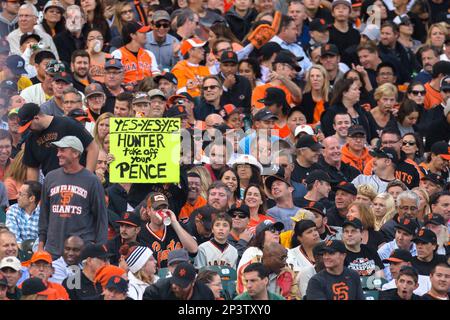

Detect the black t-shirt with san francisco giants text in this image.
[23,116,93,176]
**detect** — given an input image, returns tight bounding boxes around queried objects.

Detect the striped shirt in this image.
[5,204,40,244]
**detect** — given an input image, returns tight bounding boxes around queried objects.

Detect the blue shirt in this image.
[377,239,417,281]
[5,204,40,244]
[145,32,180,71]
[267,206,300,231]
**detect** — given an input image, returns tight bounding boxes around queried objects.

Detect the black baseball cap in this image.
[254,108,278,121]
[163,104,188,118]
[79,243,114,261]
[256,42,282,61]
[122,21,151,36]
[382,249,413,264]
[423,213,446,226]
[304,170,332,184]
[264,166,292,190]
[255,220,284,236]
[154,72,178,86]
[193,205,219,231]
[227,204,250,218]
[370,147,399,164]
[220,50,238,64]
[258,87,289,108]
[18,103,40,133]
[421,173,446,188]
[334,181,357,196]
[320,43,339,57]
[430,141,450,161]
[21,278,54,296]
[304,201,326,217]
[19,32,41,46]
[170,262,197,288]
[105,276,129,293]
[67,108,90,122]
[395,217,418,236]
[116,212,141,227]
[347,125,366,137]
[294,219,317,237]
[295,134,324,151]
[53,71,73,84]
[322,240,346,254]
[343,217,363,230]
[273,51,301,72]
[309,18,329,32]
[413,228,437,244]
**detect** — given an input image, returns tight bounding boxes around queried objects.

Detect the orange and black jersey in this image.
[138,224,183,268]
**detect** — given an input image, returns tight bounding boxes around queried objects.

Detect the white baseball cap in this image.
[231,154,263,174]
[52,136,84,153]
[294,125,314,137]
[0,256,22,271]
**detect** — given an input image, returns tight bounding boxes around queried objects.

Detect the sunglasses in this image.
[410,90,425,96]
[155,22,170,29]
[231,213,248,219]
[402,141,416,146]
[203,85,219,91]
[268,227,281,234]
[442,89,450,94]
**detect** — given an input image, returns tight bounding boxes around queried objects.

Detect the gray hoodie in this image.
[39,167,108,257]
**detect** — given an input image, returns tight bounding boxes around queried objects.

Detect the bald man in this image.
[262,242,301,300]
[51,236,85,284]
[319,136,360,184]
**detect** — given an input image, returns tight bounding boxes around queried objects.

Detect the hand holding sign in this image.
[109,118,181,183]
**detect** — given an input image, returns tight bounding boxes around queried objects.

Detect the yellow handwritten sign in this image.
[109,118,180,183]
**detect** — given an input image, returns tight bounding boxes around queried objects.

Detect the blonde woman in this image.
[370,83,398,131]
[188,166,213,199]
[93,112,113,150]
[356,184,377,206]
[372,192,396,231]
[411,187,431,223]
[120,244,158,300]
[426,22,448,50]
[347,202,385,251]
[297,64,330,124]
[111,2,135,39]
[4,150,27,203]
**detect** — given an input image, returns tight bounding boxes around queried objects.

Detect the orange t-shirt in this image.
[171,60,211,98]
[179,196,207,222]
[273,123,291,138]
[424,82,442,110]
[89,54,112,83]
[247,214,275,234]
[251,83,297,110]
[47,282,70,300]
[313,99,325,124]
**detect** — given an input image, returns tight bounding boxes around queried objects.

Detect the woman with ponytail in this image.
[120,244,159,300]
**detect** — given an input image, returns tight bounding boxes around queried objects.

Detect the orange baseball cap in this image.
[22,251,53,267]
[180,38,206,56]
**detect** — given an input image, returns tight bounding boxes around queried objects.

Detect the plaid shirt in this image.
[5,204,40,244]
